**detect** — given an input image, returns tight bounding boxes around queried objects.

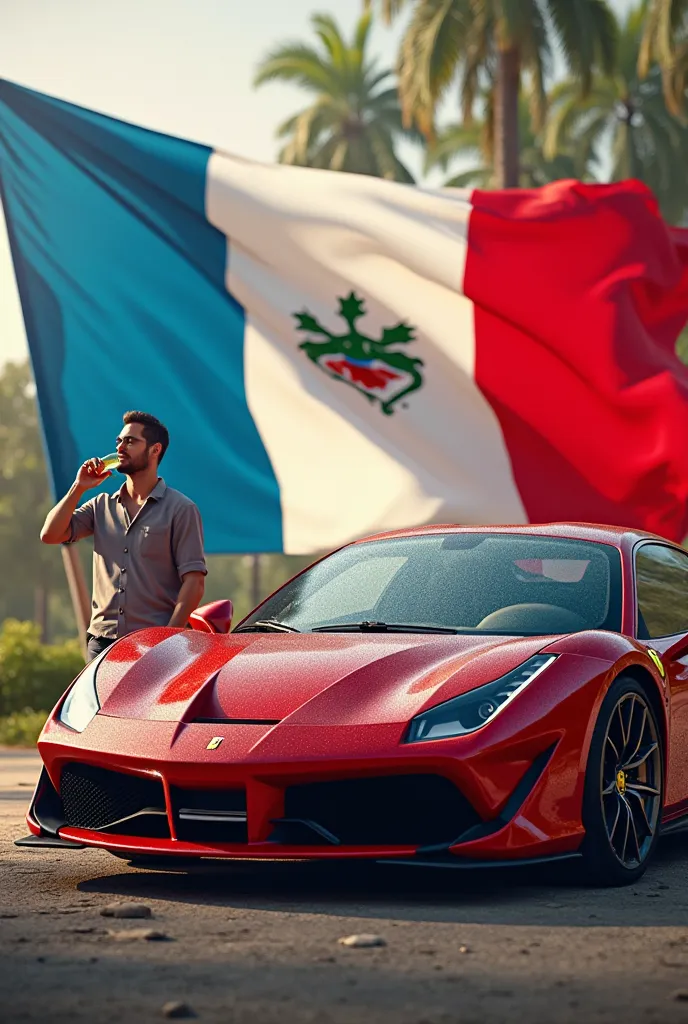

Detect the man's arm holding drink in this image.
[40,459,111,545]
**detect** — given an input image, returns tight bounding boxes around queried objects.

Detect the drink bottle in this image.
[99,452,120,472]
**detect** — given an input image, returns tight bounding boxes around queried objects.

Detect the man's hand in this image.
[75,458,111,491]
[40,460,107,544]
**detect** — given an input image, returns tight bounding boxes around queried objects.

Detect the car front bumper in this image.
[22,661,602,863]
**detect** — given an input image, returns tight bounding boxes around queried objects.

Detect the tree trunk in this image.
[250,554,261,610]
[494,46,521,189]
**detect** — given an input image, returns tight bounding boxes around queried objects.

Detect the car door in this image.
[635,542,688,810]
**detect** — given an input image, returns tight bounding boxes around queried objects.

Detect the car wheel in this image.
[581,676,663,886]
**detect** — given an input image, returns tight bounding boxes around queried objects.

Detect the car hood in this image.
[95,628,556,726]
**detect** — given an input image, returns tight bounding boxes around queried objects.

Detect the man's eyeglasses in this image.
[115,437,145,448]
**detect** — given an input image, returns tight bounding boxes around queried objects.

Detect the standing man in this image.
[41,411,207,661]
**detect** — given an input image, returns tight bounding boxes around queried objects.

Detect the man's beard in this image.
[118,450,150,475]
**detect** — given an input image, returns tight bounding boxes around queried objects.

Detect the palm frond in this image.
[367,124,416,181]
[637,1,688,116]
[610,119,635,179]
[256,8,412,181]
[254,44,340,93]
[366,85,406,108]
[364,0,410,26]
[353,10,374,54]
[544,85,614,159]
[639,0,662,78]
[459,8,495,123]
[311,14,349,69]
[398,0,473,136]
[514,2,550,130]
[565,109,612,176]
[424,120,483,172]
[549,10,688,222]
[444,166,493,188]
[546,0,619,93]
[618,3,648,81]
[365,67,396,93]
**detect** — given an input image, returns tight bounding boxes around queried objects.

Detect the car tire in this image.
[580,675,664,886]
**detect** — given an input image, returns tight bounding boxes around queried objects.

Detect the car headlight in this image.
[405,654,557,743]
[58,647,108,732]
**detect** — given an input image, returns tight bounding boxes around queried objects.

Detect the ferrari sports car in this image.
[18,523,688,885]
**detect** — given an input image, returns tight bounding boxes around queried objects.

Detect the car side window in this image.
[635,544,688,639]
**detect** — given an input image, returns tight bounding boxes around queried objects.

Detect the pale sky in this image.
[0,0,634,368]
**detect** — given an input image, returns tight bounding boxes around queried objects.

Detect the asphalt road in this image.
[2,748,688,1024]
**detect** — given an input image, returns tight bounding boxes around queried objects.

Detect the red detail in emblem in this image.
[325,359,401,391]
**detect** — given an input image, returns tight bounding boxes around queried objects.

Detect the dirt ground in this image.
[2,748,688,1024]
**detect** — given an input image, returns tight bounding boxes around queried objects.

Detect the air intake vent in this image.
[60,763,169,838]
[171,786,248,843]
[283,774,479,846]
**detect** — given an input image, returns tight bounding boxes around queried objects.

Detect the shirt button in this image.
[119,587,125,593]
[121,568,127,573]
[118,607,124,614]
[123,547,128,553]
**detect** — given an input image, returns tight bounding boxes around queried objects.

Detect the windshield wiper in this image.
[312,621,458,634]
[235,619,301,634]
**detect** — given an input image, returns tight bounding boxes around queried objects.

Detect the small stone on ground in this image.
[101,902,152,919]
[338,934,386,948]
[161,1001,196,1018]
[107,928,169,942]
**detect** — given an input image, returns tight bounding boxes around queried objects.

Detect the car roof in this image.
[353,522,678,551]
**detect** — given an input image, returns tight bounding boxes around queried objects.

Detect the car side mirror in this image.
[663,634,688,662]
[189,599,233,634]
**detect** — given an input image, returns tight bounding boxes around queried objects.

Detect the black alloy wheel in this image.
[581,676,663,886]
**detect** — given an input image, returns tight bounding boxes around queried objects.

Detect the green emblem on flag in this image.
[293,292,424,415]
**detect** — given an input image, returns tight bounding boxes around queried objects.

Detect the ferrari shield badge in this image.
[206,736,224,750]
[647,649,666,678]
[293,292,424,416]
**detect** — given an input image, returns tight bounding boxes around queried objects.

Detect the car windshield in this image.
[238,533,622,635]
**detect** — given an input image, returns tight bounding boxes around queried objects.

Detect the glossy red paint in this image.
[25,523,688,865]
[189,599,233,634]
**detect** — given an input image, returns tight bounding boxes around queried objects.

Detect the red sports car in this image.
[18,524,688,885]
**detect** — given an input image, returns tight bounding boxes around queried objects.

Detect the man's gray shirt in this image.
[66,478,207,638]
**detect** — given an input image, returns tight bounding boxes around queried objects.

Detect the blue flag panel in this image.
[0,80,282,553]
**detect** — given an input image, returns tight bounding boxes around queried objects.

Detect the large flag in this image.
[2,79,688,553]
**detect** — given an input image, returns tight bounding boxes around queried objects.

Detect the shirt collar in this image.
[150,478,167,501]
[115,477,167,503]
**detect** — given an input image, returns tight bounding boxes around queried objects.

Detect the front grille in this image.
[170,786,248,844]
[60,763,170,838]
[283,774,480,847]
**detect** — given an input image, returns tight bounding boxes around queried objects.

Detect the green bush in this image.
[0,619,83,717]
[0,708,48,746]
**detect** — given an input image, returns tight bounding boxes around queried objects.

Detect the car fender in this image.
[545,631,669,781]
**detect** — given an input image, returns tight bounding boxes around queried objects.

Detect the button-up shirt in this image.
[66,478,207,639]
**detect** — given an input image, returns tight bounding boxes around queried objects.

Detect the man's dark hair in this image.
[123,411,170,463]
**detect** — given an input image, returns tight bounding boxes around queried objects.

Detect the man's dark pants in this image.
[86,633,116,662]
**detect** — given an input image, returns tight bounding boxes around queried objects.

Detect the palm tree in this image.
[254,12,418,182]
[639,0,688,115]
[426,91,586,188]
[545,3,688,222]
[367,0,618,188]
